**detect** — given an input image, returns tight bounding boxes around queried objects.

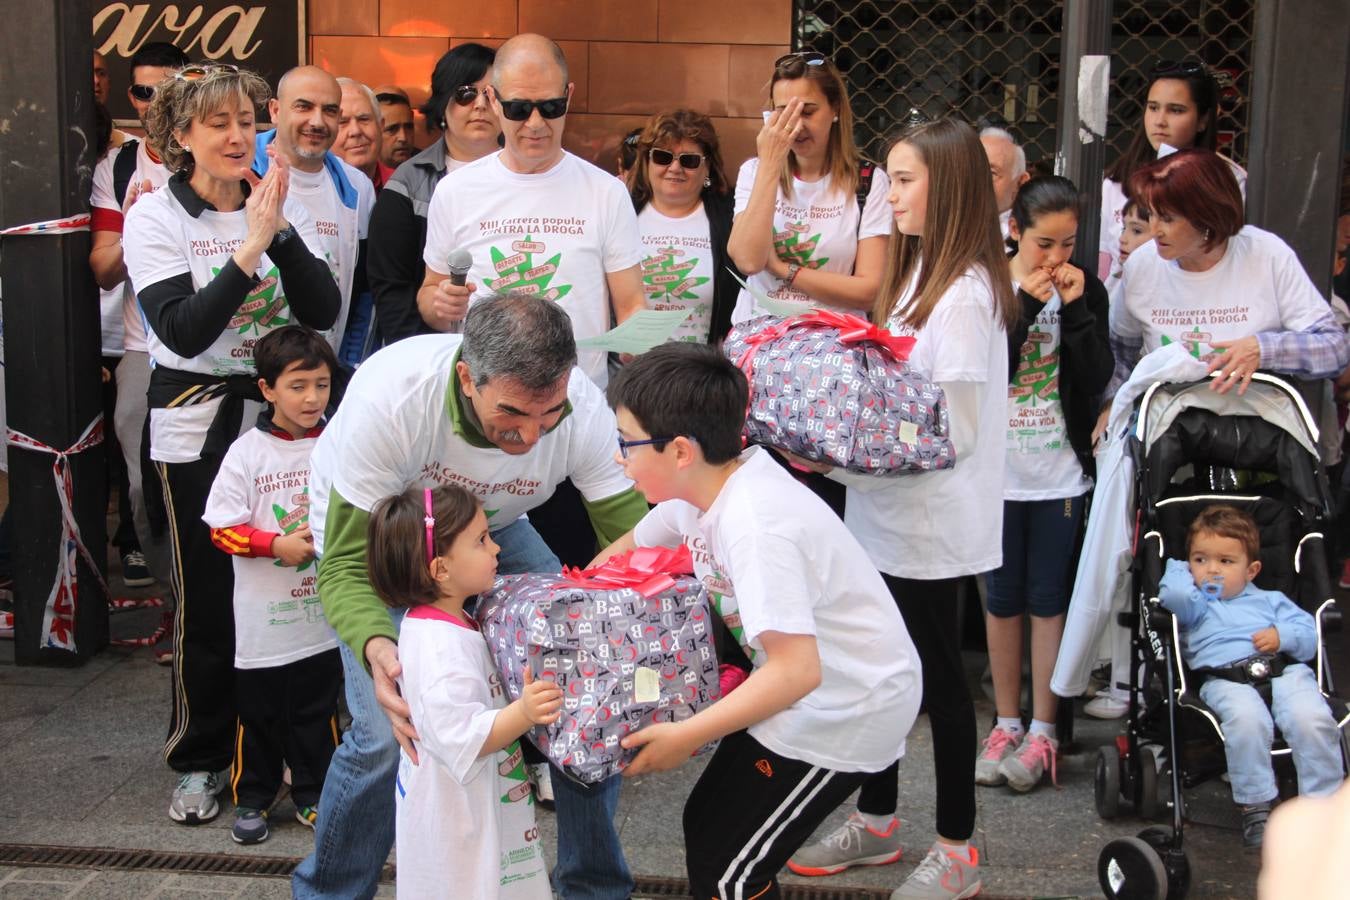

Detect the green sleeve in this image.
[581,487,651,548]
[317,485,398,671]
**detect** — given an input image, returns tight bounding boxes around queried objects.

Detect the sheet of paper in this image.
[727,267,812,318]
[575,307,693,354]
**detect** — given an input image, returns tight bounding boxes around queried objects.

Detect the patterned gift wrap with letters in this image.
[723,310,956,474]
[476,547,720,784]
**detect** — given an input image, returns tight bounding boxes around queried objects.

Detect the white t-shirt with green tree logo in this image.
[636,203,714,343]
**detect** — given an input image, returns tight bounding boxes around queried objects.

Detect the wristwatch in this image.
[784,263,802,287]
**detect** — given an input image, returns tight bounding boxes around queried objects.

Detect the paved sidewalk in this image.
[1,588,1276,900]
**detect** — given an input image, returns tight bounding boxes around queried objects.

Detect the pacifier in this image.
[1200,576,1225,599]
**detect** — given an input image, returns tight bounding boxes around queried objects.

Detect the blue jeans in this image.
[986,495,1085,618]
[1199,663,1343,805]
[292,517,634,899]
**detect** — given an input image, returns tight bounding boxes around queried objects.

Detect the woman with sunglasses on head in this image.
[626,109,742,344]
[368,43,499,346]
[727,51,892,322]
[1099,59,1245,280]
[121,63,340,827]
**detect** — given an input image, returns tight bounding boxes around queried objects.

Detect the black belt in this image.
[147,367,264,460]
[1196,653,1292,686]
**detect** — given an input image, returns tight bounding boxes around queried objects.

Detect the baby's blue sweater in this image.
[1157,558,1317,670]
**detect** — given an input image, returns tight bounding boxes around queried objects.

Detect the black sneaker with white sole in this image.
[121,551,155,587]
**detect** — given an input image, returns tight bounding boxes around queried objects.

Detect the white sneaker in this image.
[1084,690,1128,719]
[531,763,555,806]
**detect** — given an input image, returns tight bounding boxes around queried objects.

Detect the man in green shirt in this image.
[294,292,648,899]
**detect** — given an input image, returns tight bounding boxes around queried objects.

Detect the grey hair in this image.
[146,66,271,175]
[492,35,569,92]
[337,77,383,126]
[979,126,1026,177]
[461,292,577,392]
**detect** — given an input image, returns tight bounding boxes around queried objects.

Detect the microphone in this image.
[447,248,473,286]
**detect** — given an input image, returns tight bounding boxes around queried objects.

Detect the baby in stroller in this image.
[1159,504,1344,852]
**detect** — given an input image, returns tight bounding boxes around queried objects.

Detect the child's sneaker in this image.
[998,732,1058,792]
[974,726,1020,786]
[890,843,981,899]
[295,805,318,829]
[1241,801,1272,852]
[531,763,555,810]
[787,812,903,876]
[168,769,227,824]
[231,807,269,844]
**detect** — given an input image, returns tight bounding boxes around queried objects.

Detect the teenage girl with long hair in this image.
[788,118,1017,900]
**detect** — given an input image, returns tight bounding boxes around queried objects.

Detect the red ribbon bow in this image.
[739,308,916,364]
[560,545,695,598]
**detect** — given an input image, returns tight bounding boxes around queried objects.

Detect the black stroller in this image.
[1091,374,1350,899]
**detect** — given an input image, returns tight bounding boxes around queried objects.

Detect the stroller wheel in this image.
[1137,827,1192,900]
[1098,836,1168,900]
[1138,750,1160,819]
[1096,745,1122,819]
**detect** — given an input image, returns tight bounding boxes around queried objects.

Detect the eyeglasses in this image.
[452,85,483,107]
[774,51,828,71]
[649,148,704,169]
[130,83,156,102]
[617,433,676,459]
[172,63,240,88]
[496,95,569,121]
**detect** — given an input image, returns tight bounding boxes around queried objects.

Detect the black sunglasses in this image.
[774,51,828,70]
[496,95,569,121]
[452,85,484,107]
[174,63,239,83]
[130,83,156,102]
[1152,59,1208,79]
[650,148,704,169]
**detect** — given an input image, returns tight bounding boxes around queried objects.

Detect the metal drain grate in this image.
[0,843,987,899]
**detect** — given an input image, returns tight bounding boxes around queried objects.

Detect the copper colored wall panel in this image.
[588,42,729,116]
[381,0,518,39]
[307,0,378,36]
[726,44,788,117]
[519,0,659,43]
[657,0,791,45]
[311,35,451,106]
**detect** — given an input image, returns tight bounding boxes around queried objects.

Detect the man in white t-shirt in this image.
[980,127,1029,241]
[89,40,190,598]
[255,66,376,368]
[417,33,645,387]
[293,293,650,900]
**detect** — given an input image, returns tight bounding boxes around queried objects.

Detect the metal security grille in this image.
[793,0,1254,171]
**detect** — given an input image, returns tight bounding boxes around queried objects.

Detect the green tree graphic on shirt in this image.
[1013,327,1059,408]
[217,265,289,335]
[773,221,829,269]
[1159,327,1209,360]
[271,486,312,571]
[487,236,573,302]
[499,741,534,806]
[640,247,710,302]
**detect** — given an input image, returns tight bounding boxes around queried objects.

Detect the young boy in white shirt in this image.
[596,342,922,900]
[202,326,341,845]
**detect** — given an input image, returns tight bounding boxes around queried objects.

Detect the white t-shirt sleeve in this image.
[1269,237,1336,333]
[328,395,417,513]
[413,670,501,784]
[421,175,456,275]
[925,281,996,382]
[732,158,758,216]
[633,502,689,549]
[726,532,817,650]
[201,443,253,528]
[858,168,893,240]
[565,375,634,502]
[601,180,643,274]
[1112,254,1147,341]
[123,197,190,292]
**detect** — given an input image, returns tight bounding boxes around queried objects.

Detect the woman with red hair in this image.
[1109,148,1348,395]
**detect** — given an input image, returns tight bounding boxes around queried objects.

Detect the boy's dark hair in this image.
[254,325,338,386]
[368,484,482,609]
[129,41,190,78]
[1188,504,1261,562]
[1121,196,1150,221]
[607,342,747,464]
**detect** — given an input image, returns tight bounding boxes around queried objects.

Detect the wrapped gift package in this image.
[475,546,720,783]
[723,309,956,474]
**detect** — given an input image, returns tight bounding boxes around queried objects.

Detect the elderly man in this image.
[980,126,1030,240]
[374,85,417,168]
[336,78,393,192]
[293,293,647,900]
[256,66,376,368]
[417,33,645,387]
